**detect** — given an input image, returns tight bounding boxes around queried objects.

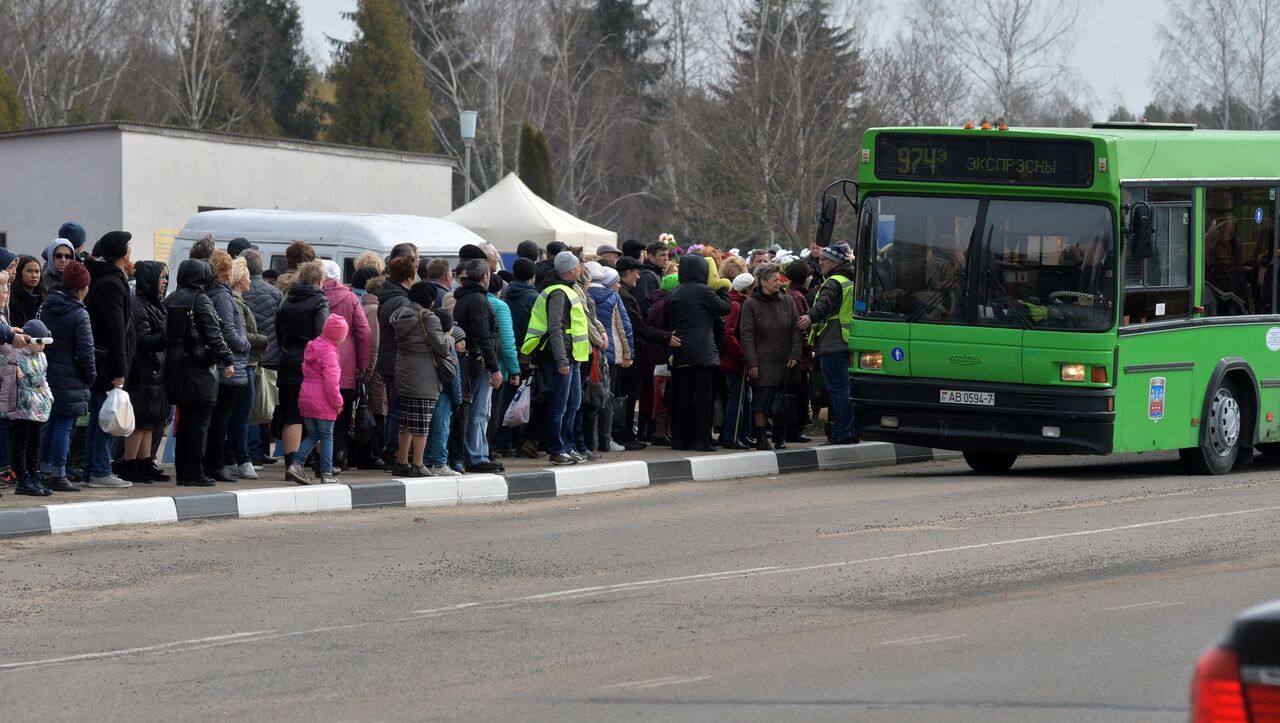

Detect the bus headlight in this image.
[859,351,884,370]
[1060,363,1086,382]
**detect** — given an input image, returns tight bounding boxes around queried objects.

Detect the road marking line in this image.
[632,675,713,689]
[879,634,968,646]
[606,675,713,690]
[604,676,685,688]
[1104,601,1186,611]
[0,631,276,671]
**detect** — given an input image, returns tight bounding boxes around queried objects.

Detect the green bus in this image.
[826,123,1280,474]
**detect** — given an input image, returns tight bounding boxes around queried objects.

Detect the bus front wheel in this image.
[1180,383,1249,475]
[962,450,1017,474]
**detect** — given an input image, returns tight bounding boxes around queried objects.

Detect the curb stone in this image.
[0,442,958,539]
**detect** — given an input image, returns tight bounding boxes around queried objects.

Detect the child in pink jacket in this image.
[289,314,348,485]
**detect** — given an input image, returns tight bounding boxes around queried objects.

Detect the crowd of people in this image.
[0,225,858,497]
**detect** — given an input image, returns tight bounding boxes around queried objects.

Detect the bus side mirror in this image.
[816,195,838,247]
[1129,202,1154,259]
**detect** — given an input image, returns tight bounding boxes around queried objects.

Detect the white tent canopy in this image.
[444,172,616,255]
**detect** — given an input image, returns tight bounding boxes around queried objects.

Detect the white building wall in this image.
[0,128,123,257]
[120,130,452,261]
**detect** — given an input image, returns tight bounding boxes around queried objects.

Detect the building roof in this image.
[0,122,456,167]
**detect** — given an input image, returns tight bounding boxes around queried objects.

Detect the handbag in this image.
[584,348,608,410]
[185,307,214,365]
[250,366,278,425]
[420,310,457,384]
[99,387,136,436]
[350,375,377,444]
[764,389,799,425]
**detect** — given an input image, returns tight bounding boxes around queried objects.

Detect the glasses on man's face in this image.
[54,253,73,260]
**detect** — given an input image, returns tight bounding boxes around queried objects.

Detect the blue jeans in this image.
[249,424,269,460]
[543,363,581,455]
[465,371,492,464]
[720,372,753,445]
[426,385,454,466]
[83,391,113,480]
[819,352,853,441]
[295,417,335,475]
[230,372,254,464]
[39,414,77,477]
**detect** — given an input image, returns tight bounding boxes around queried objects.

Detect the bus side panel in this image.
[1113,332,1197,453]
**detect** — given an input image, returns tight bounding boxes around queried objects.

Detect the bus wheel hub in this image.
[1209,390,1241,457]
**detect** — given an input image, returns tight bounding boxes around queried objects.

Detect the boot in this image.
[141,457,170,481]
[755,427,771,451]
[773,424,787,450]
[117,459,151,483]
[283,452,295,481]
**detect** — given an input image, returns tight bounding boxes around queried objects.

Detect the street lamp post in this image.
[459,110,477,204]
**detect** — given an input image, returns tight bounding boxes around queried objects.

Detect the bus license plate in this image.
[940,390,994,406]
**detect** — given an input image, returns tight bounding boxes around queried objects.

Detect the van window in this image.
[343,258,357,284]
[269,255,288,274]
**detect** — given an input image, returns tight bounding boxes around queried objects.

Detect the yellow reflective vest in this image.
[809,273,854,346]
[521,283,590,362]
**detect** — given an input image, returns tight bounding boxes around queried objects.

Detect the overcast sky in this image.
[296,0,1163,116]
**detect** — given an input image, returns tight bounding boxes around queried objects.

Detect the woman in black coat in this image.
[274,260,329,473]
[665,255,731,451]
[163,259,233,486]
[120,260,169,483]
[10,255,43,328]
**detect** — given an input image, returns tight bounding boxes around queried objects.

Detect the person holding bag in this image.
[740,262,801,450]
[229,257,269,479]
[163,259,234,487]
[119,260,169,482]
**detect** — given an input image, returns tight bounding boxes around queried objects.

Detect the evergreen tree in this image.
[226,0,320,139]
[519,122,557,205]
[329,0,434,152]
[594,0,663,88]
[0,66,24,131]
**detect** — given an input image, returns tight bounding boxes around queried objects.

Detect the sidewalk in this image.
[0,440,960,538]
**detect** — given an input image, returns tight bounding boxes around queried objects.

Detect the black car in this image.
[1191,598,1280,721]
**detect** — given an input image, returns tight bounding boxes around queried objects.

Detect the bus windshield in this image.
[858,195,1116,331]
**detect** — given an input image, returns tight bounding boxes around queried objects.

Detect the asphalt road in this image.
[4,450,1279,722]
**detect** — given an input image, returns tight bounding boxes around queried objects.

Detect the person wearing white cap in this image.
[586,263,633,453]
[720,272,756,449]
[321,257,371,471]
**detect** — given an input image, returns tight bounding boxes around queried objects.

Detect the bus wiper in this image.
[984,266,1034,330]
[906,269,966,323]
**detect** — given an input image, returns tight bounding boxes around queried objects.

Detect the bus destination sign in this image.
[874,134,1095,188]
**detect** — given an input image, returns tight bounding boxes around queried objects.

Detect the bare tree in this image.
[0,0,149,126]
[1156,0,1242,128]
[154,0,246,130]
[1238,0,1280,128]
[869,0,969,126]
[947,0,1082,124]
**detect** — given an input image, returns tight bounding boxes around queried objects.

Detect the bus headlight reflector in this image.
[1060,363,1086,382]
[881,416,899,428]
[1042,426,1061,438]
[859,352,884,370]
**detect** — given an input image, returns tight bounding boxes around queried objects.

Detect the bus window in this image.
[1203,186,1276,317]
[1122,194,1192,325]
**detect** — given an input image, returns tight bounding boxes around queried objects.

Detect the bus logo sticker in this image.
[891,346,905,363]
[1267,327,1280,352]
[1257,207,1265,225]
[1149,377,1165,421]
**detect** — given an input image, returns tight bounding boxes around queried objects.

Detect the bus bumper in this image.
[851,376,1115,455]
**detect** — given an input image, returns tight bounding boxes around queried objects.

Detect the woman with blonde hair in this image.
[354,250,384,275]
[203,250,251,481]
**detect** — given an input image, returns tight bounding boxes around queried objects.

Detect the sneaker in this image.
[15,479,51,496]
[413,465,435,477]
[392,462,415,477]
[206,467,236,483]
[569,450,587,463]
[236,462,259,480]
[286,463,312,485]
[0,468,16,484]
[86,474,131,488]
[319,474,339,484]
[549,452,578,466]
[428,464,459,476]
[405,466,428,478]
[254,456,278,466]
[46,477,82,492]
[606,441,625,452]
[583,450,600,461]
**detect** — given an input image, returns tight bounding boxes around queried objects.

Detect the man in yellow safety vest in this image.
[520,250,590,465]
[797,244,857,444]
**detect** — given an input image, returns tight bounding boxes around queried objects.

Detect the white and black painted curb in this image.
[0,442,959,539]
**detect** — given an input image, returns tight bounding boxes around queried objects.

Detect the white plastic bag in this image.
[99,387,136,436]
[503,378,531,427]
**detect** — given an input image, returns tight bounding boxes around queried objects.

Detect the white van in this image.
[171,209,486,283]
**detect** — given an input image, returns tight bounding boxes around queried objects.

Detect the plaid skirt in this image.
[398,396,436,435]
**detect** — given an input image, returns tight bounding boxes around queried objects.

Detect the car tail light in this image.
[1191,647,1247,723]
[1243,667,1280,721]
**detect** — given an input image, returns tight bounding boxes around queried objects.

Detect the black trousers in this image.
[670,365,715,449]
[177,404,214,481]
[11,420,40,480]
[617,374,643,442]
[204,384,240,473]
